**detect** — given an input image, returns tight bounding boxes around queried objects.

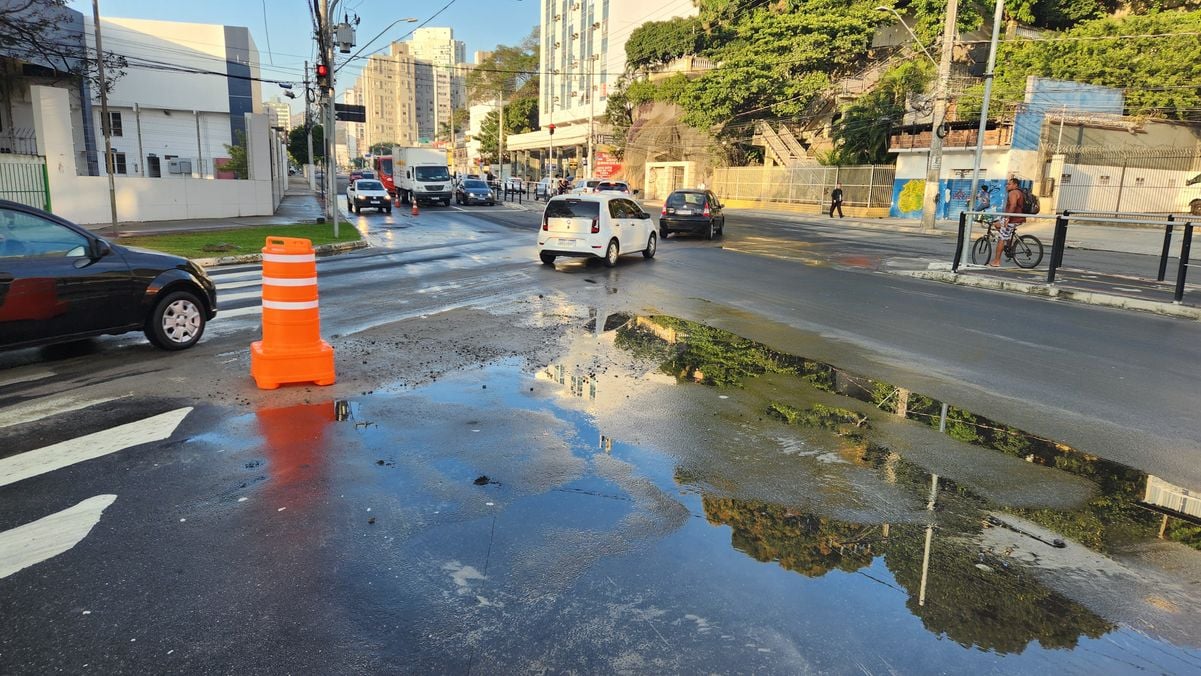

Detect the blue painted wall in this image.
[1011,78,1124,151]
[890,178,1030,219]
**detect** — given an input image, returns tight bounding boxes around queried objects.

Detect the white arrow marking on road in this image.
[0,494,117,579]
[0,408,191,488]
[0,394,130,430]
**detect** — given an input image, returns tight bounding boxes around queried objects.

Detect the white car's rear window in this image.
[546,200,600,219]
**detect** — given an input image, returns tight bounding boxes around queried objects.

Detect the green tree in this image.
[976,9,1201,120]
[624,17,704,70]
[466,28,540,104]
[475,99,538,164]
[829,60,933,165]
[287,124,323,165]
[221,131,247,179]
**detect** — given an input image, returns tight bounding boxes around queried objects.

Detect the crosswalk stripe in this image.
[215,279,263,290]
[219,305,263,319]
[0,394,129,430]
[0,369,56,388]
[0,494,117,579]
[219,291,263,303]
[0,407,191,488]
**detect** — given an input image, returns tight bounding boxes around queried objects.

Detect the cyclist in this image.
[990,178,1025,267]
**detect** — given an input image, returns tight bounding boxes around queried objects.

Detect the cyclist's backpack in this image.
[1021,187,1041,214]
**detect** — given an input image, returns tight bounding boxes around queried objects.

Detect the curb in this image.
[897,268,1201,320]
[193,240,369,268]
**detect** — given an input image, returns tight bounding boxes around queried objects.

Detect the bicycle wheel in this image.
[971,237,993,265]
[1011,234,1044,269]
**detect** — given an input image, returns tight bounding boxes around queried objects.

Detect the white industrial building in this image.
[85,17,263,179]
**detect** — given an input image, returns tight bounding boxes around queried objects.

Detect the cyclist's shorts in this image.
[998,221,1015,240]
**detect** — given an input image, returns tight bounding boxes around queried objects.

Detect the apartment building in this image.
[355,42,419,151]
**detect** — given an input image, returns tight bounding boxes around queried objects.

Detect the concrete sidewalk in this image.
[83,177,342,237]
[738,209,1179,258]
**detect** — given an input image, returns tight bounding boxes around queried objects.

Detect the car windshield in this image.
[415,166,451,181]
[667,192,706,207]
[377,159,391,175]
[356,181,383,191]
[545,200,600,219]
[463,180,489,189]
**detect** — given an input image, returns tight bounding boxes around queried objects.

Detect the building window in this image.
[107,111,123,137]
[107,150,127,174]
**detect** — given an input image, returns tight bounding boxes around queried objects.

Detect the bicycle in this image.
[970,216,1044,269]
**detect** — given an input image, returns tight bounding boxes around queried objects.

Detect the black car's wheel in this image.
[385,207,392,214]
[348,201,356,214]
[603,239,619,268]
[660,225,669,239]
[706,221,715,241]
[146,290,206,350]
[540,252,556,265]
[643,232,657,259]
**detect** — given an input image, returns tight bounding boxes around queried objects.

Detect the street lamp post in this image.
[961,0,1006,265]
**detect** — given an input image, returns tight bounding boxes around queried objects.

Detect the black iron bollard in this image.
[1175,223,1192,303]
[952,212,967,272]
[1158,214,1175,282]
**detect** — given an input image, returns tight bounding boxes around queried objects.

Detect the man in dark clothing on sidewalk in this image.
[830,183,845,218]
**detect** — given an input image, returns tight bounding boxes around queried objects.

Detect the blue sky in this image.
[71,0,539,107]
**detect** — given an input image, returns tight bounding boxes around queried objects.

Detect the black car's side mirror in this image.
[90,239,112,259]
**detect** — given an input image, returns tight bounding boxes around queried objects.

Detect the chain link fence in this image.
[711,164,896,209]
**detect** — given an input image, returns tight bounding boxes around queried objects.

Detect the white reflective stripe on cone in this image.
[261,277,318,287]
[262,253,316,263]
[262,299,320,311]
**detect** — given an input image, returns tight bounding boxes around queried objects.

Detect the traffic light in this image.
[547,123,556,136]
[315,62,330,89]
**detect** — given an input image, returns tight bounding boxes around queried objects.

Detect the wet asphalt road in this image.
[2,201,1200,673]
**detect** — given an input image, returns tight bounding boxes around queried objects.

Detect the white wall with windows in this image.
[33,86,281,225]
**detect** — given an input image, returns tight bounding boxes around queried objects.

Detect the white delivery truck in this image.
[392,146,453,206]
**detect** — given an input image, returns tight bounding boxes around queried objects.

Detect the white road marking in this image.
[0,408,191,488]
[215,279,263,290]
[218,290,264,303]
[0,495,117,579]
[207,270,263,283]
[0,394,129,430]
[218,305,263,319]
[0,369,56,388]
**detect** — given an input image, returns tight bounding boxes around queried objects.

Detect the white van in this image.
[537,194,657,267]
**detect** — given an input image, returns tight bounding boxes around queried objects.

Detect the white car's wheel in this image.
[643,232,657,259]
[603,239,619,268]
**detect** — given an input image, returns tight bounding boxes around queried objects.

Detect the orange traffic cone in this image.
[411,200,419,217]
[250,237,336,390]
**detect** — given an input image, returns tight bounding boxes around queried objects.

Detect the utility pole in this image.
[921,0,958,232]
[304,60,314,181]
[91,0,118,233]
[962,0,1004,262]
[497,89,504,179]
[319,0,338,235]
[134,103,144,177]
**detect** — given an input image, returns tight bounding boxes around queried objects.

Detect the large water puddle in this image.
[217,313,1201,672]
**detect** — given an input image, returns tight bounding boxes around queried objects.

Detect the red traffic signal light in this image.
[315,63,329,78]
[547,123,556,136]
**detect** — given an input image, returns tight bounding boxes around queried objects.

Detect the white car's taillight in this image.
[542,216,549,231]
[591,218,600,234]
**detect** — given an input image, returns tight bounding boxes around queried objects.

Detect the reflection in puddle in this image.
[615,315,1201,555]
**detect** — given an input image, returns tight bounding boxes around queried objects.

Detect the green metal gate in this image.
[0,156,51,211]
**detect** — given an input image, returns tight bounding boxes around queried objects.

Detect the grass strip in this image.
[119,222,360,260]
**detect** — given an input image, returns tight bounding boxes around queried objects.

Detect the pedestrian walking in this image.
[990,178,1026,267]
[830,183,844,218]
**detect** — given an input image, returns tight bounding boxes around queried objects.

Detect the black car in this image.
[454,179,496,206]
[659,189,726,240]
[1,200,217,352]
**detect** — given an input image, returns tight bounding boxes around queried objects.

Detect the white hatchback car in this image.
[537,194,657,267]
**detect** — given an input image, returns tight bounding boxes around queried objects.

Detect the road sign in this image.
[334,103,366,123]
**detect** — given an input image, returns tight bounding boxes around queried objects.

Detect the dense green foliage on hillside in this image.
[612,0,1201,160]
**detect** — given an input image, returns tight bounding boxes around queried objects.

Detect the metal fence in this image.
[711,164,896,209]
[0,155,50,210]
[1053,149,1201,216]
